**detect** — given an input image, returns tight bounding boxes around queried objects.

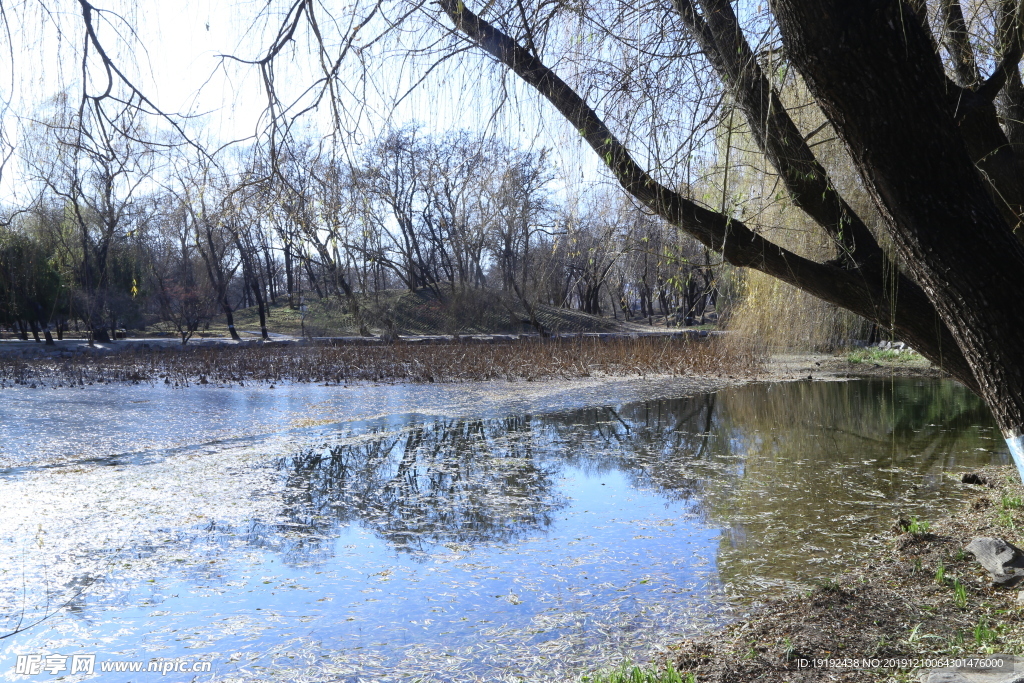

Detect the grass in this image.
[1002,493,1023,510]
[952,578,967,608]
[201,287,662,339]
[580,664,692,683]
[1000,493,1022,529]
[0,335,763,387]
[998,508,1018,529]
[906,516,931,535]
[973,617,998,647]
[847,347,925,364]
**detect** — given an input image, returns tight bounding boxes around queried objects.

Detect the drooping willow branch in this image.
[437,0,979,391]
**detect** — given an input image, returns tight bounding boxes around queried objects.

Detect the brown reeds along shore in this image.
[0,336,764,388]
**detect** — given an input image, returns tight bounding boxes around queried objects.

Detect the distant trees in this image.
[0,228,61,342]
[19,95,154,342]
[0,123,723,340]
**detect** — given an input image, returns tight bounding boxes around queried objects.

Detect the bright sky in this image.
[0,0,644,205]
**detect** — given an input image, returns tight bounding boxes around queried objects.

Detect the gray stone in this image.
[966,537,1024,586]
[918,656,1024,682]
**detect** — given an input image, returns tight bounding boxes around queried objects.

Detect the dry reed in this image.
[0,337,764,387]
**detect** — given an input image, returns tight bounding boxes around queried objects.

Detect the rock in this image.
[918,656,1024,682]
[962,472,990,485]
[966,537,1024,586]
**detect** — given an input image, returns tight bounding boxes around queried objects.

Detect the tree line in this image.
[1,110,720,344]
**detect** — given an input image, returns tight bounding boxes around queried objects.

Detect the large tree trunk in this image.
[774,0,1024,479]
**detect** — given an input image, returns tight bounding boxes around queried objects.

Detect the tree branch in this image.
[677,0,882,270]
[437,0,980,392]
[940,0,981,88]
[978,0,1024,102]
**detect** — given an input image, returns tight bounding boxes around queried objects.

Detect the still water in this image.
[0,378,1009,681]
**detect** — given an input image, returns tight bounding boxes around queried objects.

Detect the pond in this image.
[0,377,1010,681]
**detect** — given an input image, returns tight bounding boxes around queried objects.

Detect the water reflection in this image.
[272,379,1002,589]
[277,418,566,553]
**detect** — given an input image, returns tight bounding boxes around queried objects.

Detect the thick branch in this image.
[678,0,882,269]
[438,0,979,392]
[940,0,981,88]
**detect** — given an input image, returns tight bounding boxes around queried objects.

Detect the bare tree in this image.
[20,95,155,342]
[170,155,244,340]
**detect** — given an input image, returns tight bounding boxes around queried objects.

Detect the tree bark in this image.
[773,0,1024,476]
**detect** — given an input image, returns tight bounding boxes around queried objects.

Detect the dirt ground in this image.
[768,352,950,383]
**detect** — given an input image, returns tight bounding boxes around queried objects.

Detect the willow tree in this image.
[420,0,1024,479]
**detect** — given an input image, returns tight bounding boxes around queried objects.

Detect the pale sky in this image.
[0,0,655,205]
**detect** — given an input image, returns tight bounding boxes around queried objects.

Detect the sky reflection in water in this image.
[0,378,1008,681]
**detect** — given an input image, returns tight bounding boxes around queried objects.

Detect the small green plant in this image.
[998,508,1018,529]
[953,548,966,561]
[906,516,931,534]
[818,578,841,591]
[974,617,998,647]
[909,622,937,643]
[1001,493,1023,510]
[952,578,968,608]
[935,561,946,585]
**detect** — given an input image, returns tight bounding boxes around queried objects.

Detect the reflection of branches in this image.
[267,381,995,571]
[278,419,566,554]
[0,584,90,641]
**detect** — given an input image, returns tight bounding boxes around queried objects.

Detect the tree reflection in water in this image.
[277,417,568,554]
[270,378,1003,588]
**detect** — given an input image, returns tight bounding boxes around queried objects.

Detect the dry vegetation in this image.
[0,336,763,387]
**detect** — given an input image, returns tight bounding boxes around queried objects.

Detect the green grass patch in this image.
[1002,493,1023,510]
[208,287,633,338]
[847,347,924,364]
[580,663,692,683]
[974,617,998,648]
[906,516,931,535]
